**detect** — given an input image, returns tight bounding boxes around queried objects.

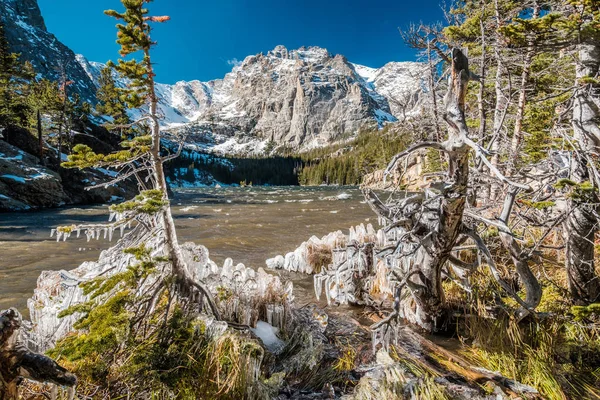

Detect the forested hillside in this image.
[297,126,413,185]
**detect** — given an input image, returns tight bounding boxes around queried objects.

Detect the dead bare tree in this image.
[363,48,539,339]
[363,48,479,331]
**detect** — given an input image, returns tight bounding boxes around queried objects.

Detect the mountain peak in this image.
[78,45,426,153]
[266,45,332,63]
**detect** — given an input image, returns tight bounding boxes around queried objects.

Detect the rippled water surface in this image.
[0,186,377,315]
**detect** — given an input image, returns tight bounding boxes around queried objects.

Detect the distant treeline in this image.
[167,153,302,186]
[166,127,412,187]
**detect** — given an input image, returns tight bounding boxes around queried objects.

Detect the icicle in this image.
[108,227,113,242]
[103,228,108,239]
[372,329,379,354]
[324,276,332,305]
[56,231,62,242]
[266,304,273,326]
[271,304,284,330]
[314,275,322,300]
[76,229,81,238]
[50,229,56,238]
[108,212,115,222]
[120,224,125,237]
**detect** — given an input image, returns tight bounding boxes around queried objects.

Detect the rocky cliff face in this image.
[0,0,97,103]
[78,46,427,154]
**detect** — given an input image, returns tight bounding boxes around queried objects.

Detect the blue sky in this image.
[38,0,447,84]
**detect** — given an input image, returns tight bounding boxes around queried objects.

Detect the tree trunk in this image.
[57,121,62,165]
[365,49,472,331]
[37,109,43,163]
[498,190,542,311]
[507,2,540,177]
[144,51,221,319]
[565,41,600,304]
[0,309,76,400]
[427,39,442,142]
[476,13,489,202]
[490,0,509,201]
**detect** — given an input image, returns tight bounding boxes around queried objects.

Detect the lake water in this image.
[0,186,377,315]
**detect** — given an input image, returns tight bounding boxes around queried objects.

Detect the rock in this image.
[2,126,40,157]
[0,0,98,103]
[0,139,137,212]
[0,140,69,211]
[172,46,426,152]
[361,148,445,191]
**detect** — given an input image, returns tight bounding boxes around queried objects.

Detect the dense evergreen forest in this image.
[165,127,414,187]
[166,153,303,186]
[297,126,413,185]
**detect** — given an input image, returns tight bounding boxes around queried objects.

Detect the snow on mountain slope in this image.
[3,0,425,154]
[77,55,215,126]
[1,0,97,103]
[77,45,426,153]
[352,61,428,118]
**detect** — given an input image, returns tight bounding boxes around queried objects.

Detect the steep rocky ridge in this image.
[0,0,98,103]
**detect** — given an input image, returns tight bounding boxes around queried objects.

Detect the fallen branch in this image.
[0,309,76,400]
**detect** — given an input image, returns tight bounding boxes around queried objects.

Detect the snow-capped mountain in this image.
[77,45,427,153]
[2,0,427,154]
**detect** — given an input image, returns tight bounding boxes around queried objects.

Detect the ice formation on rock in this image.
[267,223,401,307]
[266,223,376,274]
[29,228,293,352]
[250,321,285,353]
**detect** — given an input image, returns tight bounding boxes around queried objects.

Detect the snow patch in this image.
[0,175,27,183]
[250,321,285,353]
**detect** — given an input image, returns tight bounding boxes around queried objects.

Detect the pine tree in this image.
[0,23,34,128]
[26,78,62,154]
[95,65,131,133]
[62,0,219,316]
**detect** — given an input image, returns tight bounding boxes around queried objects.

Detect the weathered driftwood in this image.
[0,308,76,400]
[351,326,541,400]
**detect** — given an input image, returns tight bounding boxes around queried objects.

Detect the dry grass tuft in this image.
[306,243,333,273]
